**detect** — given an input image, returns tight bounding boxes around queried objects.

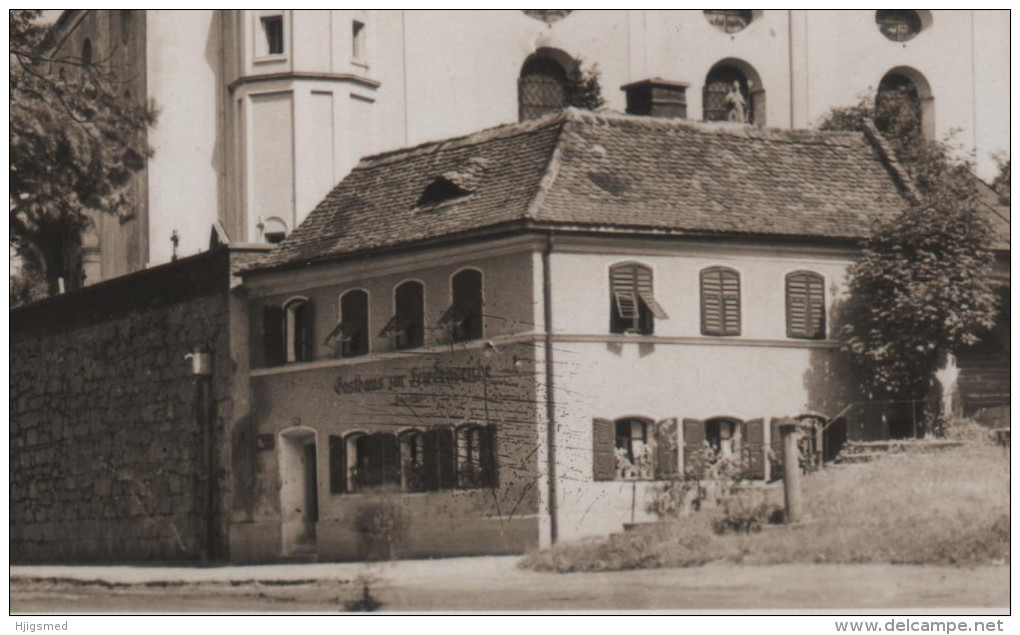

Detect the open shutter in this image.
[263,305,285,367]
[482,425,498,487]
[328,435,345,493]
[613,290,639,320]
[592,418,615,481]
[438,427,458,490]
[682,418,705,479]
[654,418,679,479]
[750,89,766,126]
[769,417,784,479]
[300,297,315,362]
[743,418,766,479]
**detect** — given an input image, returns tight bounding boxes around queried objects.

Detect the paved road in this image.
[10,557,1010,613]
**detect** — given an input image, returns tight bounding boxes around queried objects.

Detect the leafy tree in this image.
[10,9,156,295]
[564,60,605,111]
[818,89,998,404]
[992,155,1010,206]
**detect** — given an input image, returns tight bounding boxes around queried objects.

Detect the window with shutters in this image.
[458,425,498,488]
[381,281,425,350]
[786,271,826,339]
[610,263,667,335]
[700,267,741,336]
[440,269,483,342]
[334,289,369,358]
[345,432,400,492]
[284,298,314,363]
[683,417,766,480]
[592,417,678,481]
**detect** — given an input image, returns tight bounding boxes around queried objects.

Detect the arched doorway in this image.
[703,60,765,125]
[278,427,318,556]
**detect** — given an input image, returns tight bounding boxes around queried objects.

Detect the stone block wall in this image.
[10,249,238,561]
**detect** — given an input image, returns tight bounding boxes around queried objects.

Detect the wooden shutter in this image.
[263,305,285,367]
[769,417,784,478]
[328,435,345,494]
[682,418,705,479]
[701,268,740,336]
[299,297,315,362]
[613,290,639,319]
[654,418,679,479]
[438,427,458,490]
[592,418,615,481]
[787,272,825,339]
[481,426,498,487]
[743,418,766,479]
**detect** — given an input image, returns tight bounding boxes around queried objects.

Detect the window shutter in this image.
[682,418,705,479]
[328,435,345,493]
[263,305,285,367]
[787,272,825,339]
[701,268,740,336]
[743,418,765,479]
[300,297,315,362]
[592,418,615,481]
[438,427,458,490]
[481,425,498,487]
[654,418,679,479]
[769,417,784,478]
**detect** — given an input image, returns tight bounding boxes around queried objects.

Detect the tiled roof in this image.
[249,109,912,273]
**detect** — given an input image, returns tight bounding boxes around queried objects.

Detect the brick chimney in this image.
[621,78,689,119]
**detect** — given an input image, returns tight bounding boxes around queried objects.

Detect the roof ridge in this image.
[523,118,569,220]
[355,110,568,170]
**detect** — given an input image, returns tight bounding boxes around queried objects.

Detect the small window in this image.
[284,298,314,363]
[346,432,400,492]
[381,281,424,350]
[352,20,366,61]
[415,177,471,209]
[81,38,93,65]
[458,426,497,489]
[335,290,369,358]
[440,269,483,342]
[610,263,667,335]
[875,10,922,42]
[786,272,826,340]
[261,15,285,55]
[700,267,741,336]
[703,10,753,33]
[261,217,288,245]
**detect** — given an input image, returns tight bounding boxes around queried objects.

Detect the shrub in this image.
[712,495,784,535]
[353,499,409,562]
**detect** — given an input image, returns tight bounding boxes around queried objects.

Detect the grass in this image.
[521,442,1010,572]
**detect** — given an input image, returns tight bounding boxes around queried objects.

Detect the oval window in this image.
[875,10,922,42]
[703,10,753,34]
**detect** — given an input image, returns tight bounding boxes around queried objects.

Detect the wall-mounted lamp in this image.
[185,346,213,377]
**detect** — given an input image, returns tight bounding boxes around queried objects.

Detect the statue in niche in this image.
[725,81,747,123]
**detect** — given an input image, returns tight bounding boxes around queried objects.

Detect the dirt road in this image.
[10,557,1009,613]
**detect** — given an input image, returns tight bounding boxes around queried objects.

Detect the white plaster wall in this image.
[971,10,1011,180]
[146,10,221,264]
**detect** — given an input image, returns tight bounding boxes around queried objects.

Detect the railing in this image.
[818,399,927,465]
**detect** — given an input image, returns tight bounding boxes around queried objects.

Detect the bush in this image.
[712,495,784,535]
[353,499,409,562]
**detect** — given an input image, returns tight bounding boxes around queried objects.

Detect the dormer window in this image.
[415,177,471,209]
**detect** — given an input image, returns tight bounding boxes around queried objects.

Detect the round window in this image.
[875,10,922,42]
[703,10,753,34]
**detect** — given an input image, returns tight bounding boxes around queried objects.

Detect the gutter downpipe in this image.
[542,231,558,544]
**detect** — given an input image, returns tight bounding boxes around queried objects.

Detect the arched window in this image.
[458,425,497,488]
[703,62,764,125]
[592,417,679,482]
[700,267,741,336]
[875,10,922,42]
[284,298,314,363]
[81,38,93,65]
[786,271,825,340]
[261,217,288,245]
[609,263,666,335]
[441,269,483,342]
[703,10,753,33]
[876,70,932,141]
[383,281,424,350]
[518,55,568,121]
[338,289,369,358]
[345,432,400,492]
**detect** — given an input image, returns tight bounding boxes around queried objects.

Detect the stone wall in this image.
[9,249,239,561]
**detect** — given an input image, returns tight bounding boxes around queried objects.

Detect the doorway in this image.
[279,428,318,555]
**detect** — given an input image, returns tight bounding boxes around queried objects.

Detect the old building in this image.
[46,10,1009,285]
[235,107,922,559]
